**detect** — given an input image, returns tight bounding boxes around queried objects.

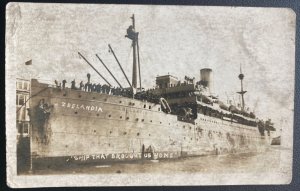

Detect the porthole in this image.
[126,117,129,120]
[149,134,151,136]
[141,119,144,122]
[123,132,127,135]
[93,97,95,99]
[110,131,112,134]
[149,106,151,109]
[150,120,153,122]
[78,95,81,98]
[97,113,99,116]
[63,93,66,96]
[136,118,139,121]
[144,105,146,108]
[120,116,122,119]
[108,114,111,118]
[119,101,122,103]
[137,133,140,136]
[160,122,162,124]
[74,111,78,114]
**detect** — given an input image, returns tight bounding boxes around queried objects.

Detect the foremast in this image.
[125,14,141,92]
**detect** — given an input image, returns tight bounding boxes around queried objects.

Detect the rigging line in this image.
[95,54,123,88]
[78,52,112,87]
[16,86,50,113]
[108,44,132,88]
[124,43,133,79]
[137,39,142,90]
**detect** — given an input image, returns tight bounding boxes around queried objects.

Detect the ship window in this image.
[123,132,127,135]
[149,134,151,136]
[158,108,160,111]
[78,95,81,98]
[110,131,112,134]
[75,111,78,114]
[160,122,162,124]
[63,93,66,96]
[136,118,139,121]
[137,133,140,136]
[149,106,151,109]
[150,120,152,122]
[144,105,146,108]
[142,119,144,122]
[119,101,122,103]
[97,114,99,116]
[108,114,111,118]
[126,117,129,120]
[120,116,122,119]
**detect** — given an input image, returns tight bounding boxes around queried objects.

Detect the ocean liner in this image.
[22,15,276,169]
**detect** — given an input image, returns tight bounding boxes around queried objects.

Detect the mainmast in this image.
[125,14,140,90]
[237,64,247,111]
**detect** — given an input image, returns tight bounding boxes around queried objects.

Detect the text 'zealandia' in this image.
[61,102,103,112]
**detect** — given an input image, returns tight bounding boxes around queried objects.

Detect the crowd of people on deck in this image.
[54,73,134,98]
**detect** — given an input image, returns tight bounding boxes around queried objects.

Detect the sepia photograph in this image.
[5,3,295,187]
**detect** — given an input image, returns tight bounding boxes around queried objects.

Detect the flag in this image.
[25,60,32,65]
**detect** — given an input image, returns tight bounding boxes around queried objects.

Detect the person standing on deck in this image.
[71,79,76,90]
[79,81,84,90]
[62,79,67,89]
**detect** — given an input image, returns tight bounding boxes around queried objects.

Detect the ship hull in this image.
[28,80,270,169]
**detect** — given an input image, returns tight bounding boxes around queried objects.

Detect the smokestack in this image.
[200,68,213,93]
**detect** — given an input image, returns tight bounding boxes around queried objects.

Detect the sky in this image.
[6,3,295,133]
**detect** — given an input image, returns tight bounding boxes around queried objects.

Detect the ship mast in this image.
[237,63,247,111]
[126,14,141,91]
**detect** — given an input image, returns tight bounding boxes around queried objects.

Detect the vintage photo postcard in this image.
[6,3,295,187]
